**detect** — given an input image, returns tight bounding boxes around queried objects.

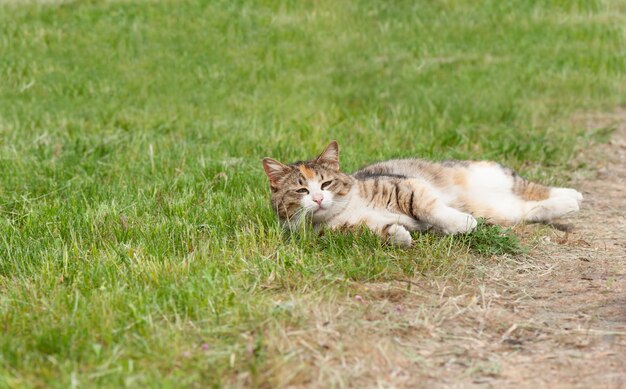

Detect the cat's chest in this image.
[328,197,427,231]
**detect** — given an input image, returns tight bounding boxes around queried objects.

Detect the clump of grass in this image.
[460,219,526,256]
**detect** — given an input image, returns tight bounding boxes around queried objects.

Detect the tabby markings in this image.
[299,165,315,179]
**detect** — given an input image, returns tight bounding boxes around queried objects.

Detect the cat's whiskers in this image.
[287,205,315,230]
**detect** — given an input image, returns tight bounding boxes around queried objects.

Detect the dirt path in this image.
[269,112,626,388]
[485,112,626,388]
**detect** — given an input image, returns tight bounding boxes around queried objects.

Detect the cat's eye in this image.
[296,188,309,194]
[321,180,333,190]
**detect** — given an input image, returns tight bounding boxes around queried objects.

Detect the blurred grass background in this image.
[0,0,624,386]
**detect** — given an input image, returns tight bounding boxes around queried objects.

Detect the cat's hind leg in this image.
[462,164,583,225]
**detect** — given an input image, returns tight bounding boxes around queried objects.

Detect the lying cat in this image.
[262,141,582,246]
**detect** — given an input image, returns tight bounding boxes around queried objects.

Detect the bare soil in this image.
[267,111,626,388]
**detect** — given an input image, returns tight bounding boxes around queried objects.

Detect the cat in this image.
[262,141,582,247]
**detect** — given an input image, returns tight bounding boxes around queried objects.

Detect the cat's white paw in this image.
[551,197,580,218]
[438,208,478,234]
[440,211,477,235]
[551,187,583,205]
[527,197,579,222]
[388,224,412,247]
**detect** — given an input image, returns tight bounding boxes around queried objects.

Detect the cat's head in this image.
[262,141,354,229]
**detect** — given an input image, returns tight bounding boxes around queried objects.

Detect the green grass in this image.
[0,0,624,386]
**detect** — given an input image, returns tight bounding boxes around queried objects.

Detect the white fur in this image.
[550,187,584,205]
[432,207,478,234]
[462,165,526,222]
[387,224,412,247]
[300,180,341,223]
[307,181,475,246]
[323,192,426,232]
[525,196,580,222]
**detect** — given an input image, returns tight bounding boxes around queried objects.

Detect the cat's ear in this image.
[315,140,339,170]
[262,158,290,189]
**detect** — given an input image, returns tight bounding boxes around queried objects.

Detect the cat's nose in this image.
[312,193,324,206]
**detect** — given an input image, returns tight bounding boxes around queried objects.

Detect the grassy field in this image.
[0,0,624,386]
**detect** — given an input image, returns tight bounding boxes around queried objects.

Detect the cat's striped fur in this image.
[262,141,582,246]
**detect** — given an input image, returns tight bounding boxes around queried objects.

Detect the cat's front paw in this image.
[441,212,477,234]
[387,224,412,247]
